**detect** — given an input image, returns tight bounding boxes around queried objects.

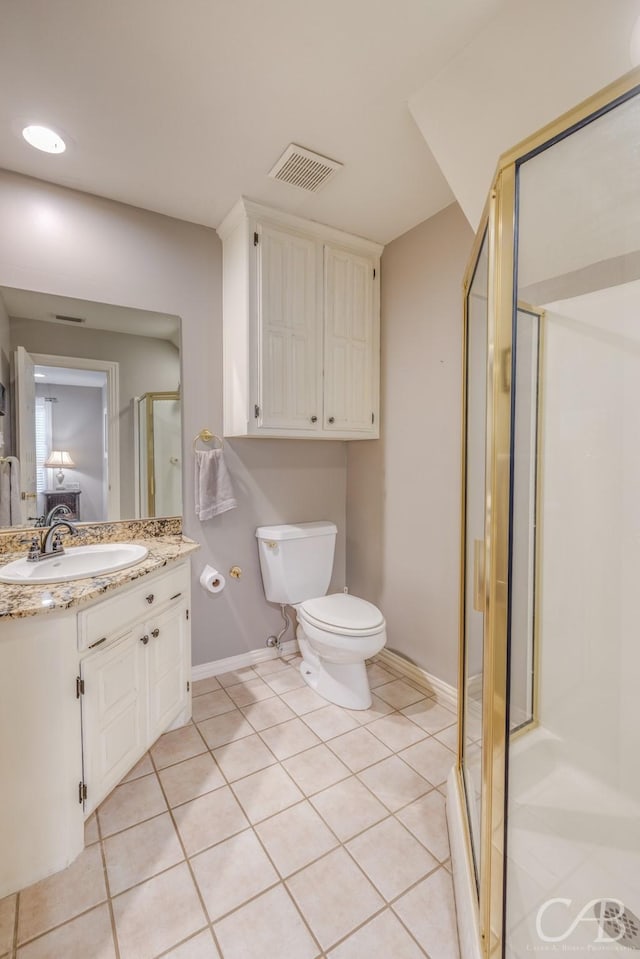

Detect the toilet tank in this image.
[256,522,337,605]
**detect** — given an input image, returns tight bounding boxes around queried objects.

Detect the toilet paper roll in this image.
[200,564,225,594]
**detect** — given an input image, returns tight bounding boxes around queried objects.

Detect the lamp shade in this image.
[44,450,75,468]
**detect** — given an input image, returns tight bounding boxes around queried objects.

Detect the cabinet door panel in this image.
[147,603,188,743]
[258,224,322,430]
[324,245,376,432]
[81,631,146,815]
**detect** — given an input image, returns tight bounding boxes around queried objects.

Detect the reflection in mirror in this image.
[135,392,182,518]
[0,287,182,528]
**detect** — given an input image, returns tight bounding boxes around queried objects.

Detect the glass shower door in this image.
[505,83,640,958]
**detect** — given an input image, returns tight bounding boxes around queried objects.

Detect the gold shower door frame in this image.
[456,66,640,959]
[142,390,181,516]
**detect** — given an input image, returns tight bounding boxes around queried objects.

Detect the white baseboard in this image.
[378,648,458,712]
[192,639,299,680]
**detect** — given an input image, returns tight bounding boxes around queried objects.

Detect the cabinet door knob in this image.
[140,634,149,645]
[328,416,335,424]
[310,415,318,423]
[145,594,154,604]
[151,628,160,638]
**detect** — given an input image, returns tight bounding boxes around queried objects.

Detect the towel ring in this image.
[193,428,223,451]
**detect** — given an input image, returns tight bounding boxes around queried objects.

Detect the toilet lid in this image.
[299,593,384,632]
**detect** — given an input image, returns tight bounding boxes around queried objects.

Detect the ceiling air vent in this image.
[268,144,342,193]
[54,314,86,324]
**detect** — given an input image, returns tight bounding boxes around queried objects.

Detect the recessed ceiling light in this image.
[22,125,66,154]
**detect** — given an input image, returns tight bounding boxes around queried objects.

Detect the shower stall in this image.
[449,69,640,958]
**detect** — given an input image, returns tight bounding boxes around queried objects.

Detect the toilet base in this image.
[298,634,372,710]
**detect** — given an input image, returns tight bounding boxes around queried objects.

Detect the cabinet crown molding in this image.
[217,197,384,258]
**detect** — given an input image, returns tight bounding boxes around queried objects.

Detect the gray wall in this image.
[0,170,347,666]
[11,318,179,518]
[347,203,473,687]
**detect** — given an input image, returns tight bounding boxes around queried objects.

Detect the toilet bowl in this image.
[255,522,386,710]
[296,593,386,710]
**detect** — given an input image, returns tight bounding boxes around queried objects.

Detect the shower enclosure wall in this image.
[450,68,640,958]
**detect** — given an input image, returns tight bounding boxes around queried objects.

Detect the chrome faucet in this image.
[27,519,79,562]
[45,503,72,526]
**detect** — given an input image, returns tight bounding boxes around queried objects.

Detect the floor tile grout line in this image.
[147,746,226,959]
[390,801,452,864]
[354,750,437,796]
[388,870,453,959]
[98,805,177,844]
[14,896,113,952]
[278,878,326,957]
[150,695,447,924]
[14,818,115,952]
[212,781,327,956]
[11,887,19,959]
[318,881,441,959]
[12,658,457,959]
[96,702,451,875]
[198,689,450,814]
[333,813,446,914]
[151,924,212,959]
[96,812,122,959]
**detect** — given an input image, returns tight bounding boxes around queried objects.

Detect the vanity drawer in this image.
[78,562,190,652]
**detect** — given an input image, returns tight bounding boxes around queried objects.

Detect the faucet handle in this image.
[26,536,41,561]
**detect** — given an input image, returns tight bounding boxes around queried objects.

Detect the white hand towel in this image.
[194,448,237,521]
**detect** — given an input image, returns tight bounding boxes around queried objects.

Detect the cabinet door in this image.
[257,223,322,431]
[80,630,146,815]
[323,245,378,433]
[146,602,189,744]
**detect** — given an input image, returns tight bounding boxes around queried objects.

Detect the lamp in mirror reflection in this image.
[44,449,75,487]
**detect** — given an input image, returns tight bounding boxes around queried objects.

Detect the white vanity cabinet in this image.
[0,557,192,898]
[79,628,146,816]
[78,562,191,815]
[219,198,382,440]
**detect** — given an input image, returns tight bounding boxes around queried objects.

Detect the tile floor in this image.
[0,655,460,959]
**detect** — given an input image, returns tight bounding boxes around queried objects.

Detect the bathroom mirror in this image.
[0,286,182,527]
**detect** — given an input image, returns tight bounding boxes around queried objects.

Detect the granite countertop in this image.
[0,519,200,620]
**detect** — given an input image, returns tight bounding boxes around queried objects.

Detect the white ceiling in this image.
[1,287,180,343]
[410,0,640,229]
[0,0,504,244]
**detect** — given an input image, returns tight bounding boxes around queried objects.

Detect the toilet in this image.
[256,522,386,709]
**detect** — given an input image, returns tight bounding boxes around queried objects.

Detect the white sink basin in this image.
[0,543,149,584]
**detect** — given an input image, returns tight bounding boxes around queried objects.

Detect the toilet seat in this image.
[298,593,385,637]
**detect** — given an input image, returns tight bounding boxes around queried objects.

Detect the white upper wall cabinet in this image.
[218,199,382,439]
[259,222,323,431]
